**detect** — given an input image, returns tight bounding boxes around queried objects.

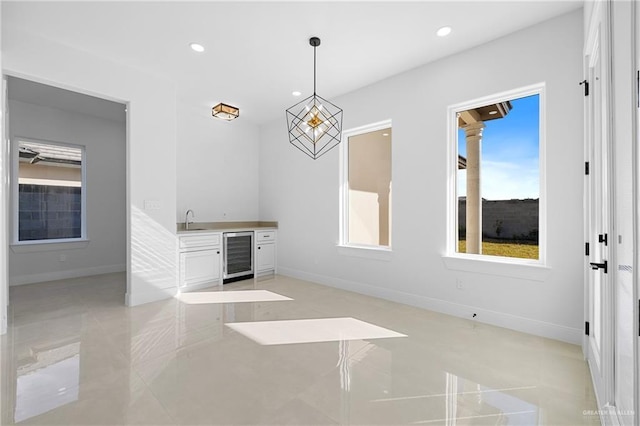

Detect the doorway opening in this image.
[4,75,127,305]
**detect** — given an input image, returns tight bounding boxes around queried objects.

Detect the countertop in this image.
[176,221,278,235]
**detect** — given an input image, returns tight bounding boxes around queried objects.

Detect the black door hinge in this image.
[580,79,589,96]
[585,321,590,336]
[585,161,590,175]
[598,233,608,246]
[585,242,590,256]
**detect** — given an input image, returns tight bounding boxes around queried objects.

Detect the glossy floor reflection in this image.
[0,273,599,425]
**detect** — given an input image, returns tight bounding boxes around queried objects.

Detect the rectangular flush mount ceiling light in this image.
[177,290,292,305]
[212,102,239,120]
[226,317,407,345]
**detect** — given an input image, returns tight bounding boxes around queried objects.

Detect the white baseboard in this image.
[278,266,582,345]
[126,285,176,307]
[9,264,126,286]
[178,280,222,293]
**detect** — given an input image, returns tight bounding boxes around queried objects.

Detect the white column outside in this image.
[463,121,485,254]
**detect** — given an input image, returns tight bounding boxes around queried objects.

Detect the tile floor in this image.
[0,273,599,425]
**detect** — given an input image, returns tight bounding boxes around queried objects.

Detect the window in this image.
[448,84,544,263]
[340,120,392,250]
[13,139,86,243]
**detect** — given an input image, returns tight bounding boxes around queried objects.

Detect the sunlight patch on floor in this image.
[226,317,407,345]
[177,290,292,304]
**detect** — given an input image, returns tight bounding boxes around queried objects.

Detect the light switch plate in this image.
[144,200,161,210]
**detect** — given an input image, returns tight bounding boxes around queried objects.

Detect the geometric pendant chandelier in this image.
[286,37,343,160]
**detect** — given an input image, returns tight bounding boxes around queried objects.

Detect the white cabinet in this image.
[179,249,221,288]
[178,233,222,290]
[255,230,276,274]
[256,243,275,271]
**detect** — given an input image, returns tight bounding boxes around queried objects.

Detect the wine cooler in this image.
[223,232,254,283]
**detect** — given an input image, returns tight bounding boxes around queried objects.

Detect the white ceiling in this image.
[2,1,583,125]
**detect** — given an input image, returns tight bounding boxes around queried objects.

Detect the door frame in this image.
[1,75,7,336]
[585,1,640,424]
[583,0,616,414]
[633,0,640,423]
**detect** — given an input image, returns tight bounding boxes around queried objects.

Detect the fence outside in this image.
[458,198,538,241]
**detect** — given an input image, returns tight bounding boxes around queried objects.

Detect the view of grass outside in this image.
[458,240,538,260]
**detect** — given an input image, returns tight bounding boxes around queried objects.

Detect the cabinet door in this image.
[256,243,275,272]
[180,249,221,288]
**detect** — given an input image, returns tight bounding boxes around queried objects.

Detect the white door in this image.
[585,6,613,409]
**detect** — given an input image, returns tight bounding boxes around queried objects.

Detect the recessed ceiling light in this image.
[382,133,389,136]
[436,26,452,37]
[292,91,302,97]
[489,110,498,115]
[189,43,205,53]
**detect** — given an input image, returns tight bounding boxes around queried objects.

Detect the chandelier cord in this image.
[313,44,317,95]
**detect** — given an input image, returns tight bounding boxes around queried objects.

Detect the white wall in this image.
[7,99,126,285]
[176,101,259,222]
[2,26,177,306]
[259,10,585,343]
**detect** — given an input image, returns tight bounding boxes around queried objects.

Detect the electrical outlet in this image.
[456,278,464,290]
[59,254,66,262]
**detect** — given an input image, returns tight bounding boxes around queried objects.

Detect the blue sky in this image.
[458,94,539,200]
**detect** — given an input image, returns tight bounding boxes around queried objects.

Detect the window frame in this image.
[11,137,88,248]
[445,83,547,269]
[338,119,393,256]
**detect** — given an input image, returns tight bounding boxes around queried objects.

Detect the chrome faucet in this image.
[185,209,194,230]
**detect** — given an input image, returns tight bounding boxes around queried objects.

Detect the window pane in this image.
[456,94,539,259]
[348,128,392,247]
[17,141,83,241]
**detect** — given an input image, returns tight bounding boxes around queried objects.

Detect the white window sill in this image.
[441,253,550,281]
[337,244,393,261]
[11,239,90,253]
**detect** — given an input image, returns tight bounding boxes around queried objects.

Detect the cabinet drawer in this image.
[179,233,221,250]
[256,230,276,242]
